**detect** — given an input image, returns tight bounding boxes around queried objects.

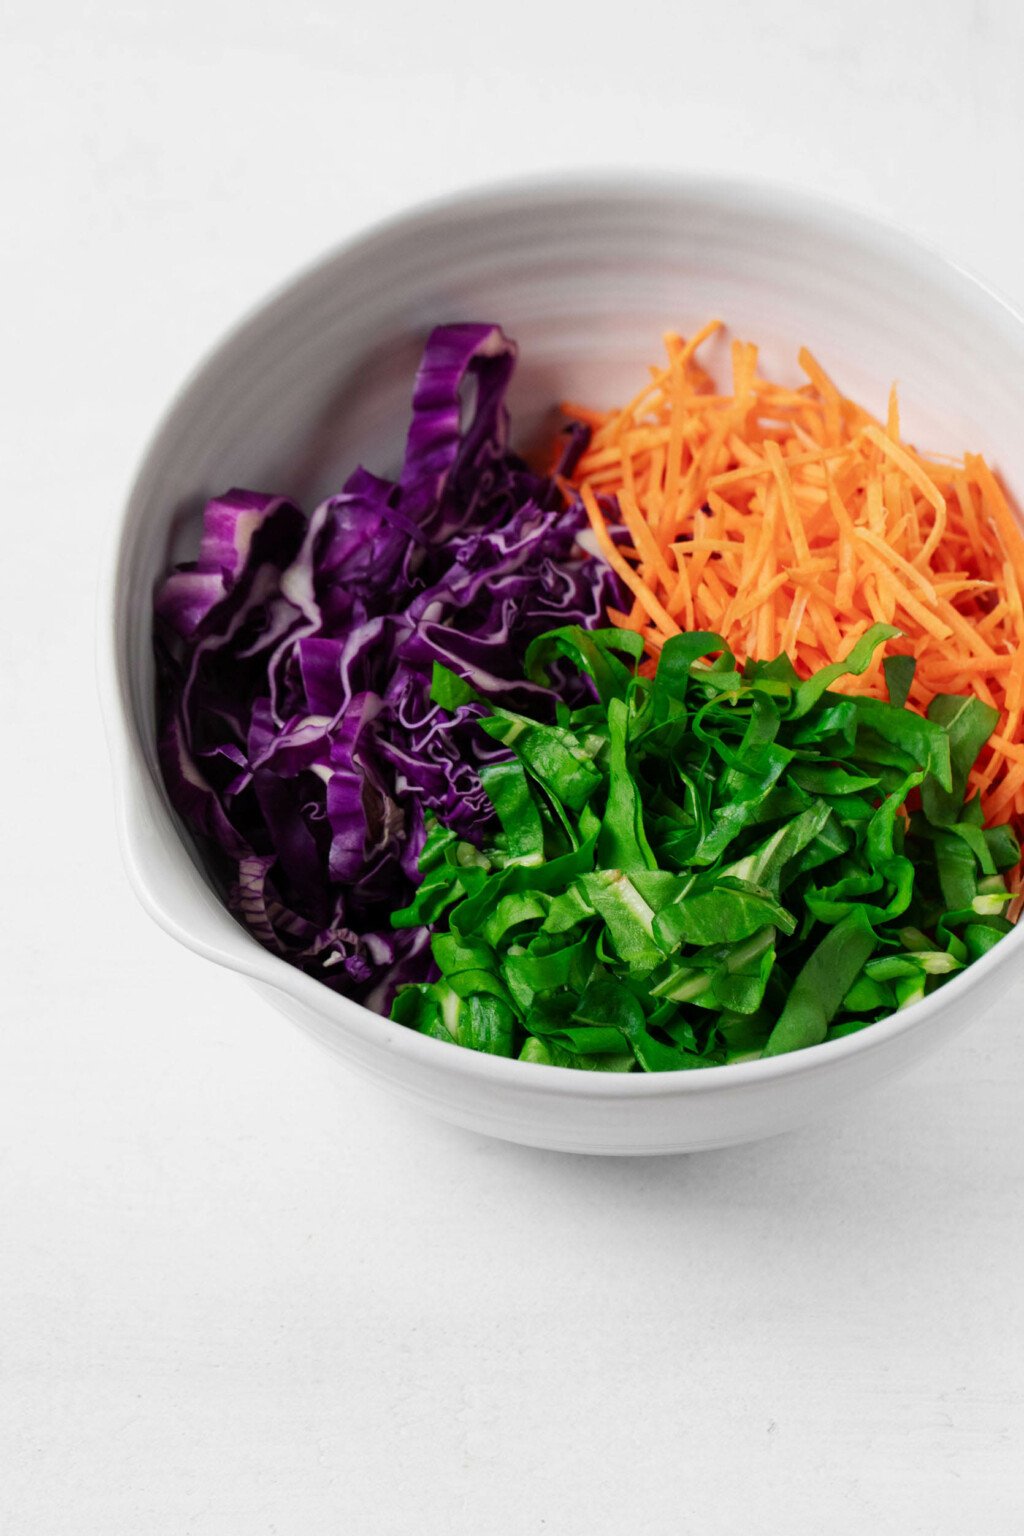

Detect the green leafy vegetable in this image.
[883,654,916,710]
[920,694,1002,826]
[391,625,1019,1071]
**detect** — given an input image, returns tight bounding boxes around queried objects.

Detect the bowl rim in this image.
[97,168,1024,1097]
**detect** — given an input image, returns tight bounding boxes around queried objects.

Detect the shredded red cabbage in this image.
[154,324,622,1010]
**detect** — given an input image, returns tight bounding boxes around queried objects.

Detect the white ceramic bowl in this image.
[100,175,1024,1154]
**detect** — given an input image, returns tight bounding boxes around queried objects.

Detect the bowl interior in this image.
[108,176,1024,1044]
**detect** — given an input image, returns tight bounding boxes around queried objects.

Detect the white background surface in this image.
[4,1,1024,1530]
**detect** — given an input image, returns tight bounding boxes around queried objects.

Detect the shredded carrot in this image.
[562,326,1024,827]
[579,484,680,642]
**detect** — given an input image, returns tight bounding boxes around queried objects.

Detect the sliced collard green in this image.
[390,625,1019,1070]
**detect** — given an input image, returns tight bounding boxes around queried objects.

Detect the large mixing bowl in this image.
[99,176,1024,1154]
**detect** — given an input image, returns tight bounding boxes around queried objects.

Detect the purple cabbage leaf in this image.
[154,324,621,1012]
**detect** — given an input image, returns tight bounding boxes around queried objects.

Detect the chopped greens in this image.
[390,625,1019,1070]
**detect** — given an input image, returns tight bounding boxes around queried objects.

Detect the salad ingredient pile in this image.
[154,325,620,1012]
[154,320,1023,1068]
[391,626,1018,1069]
